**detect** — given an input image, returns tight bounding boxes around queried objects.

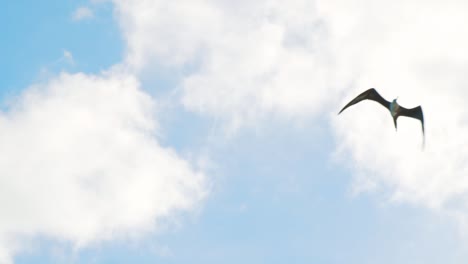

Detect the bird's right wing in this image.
[338,88,390,114]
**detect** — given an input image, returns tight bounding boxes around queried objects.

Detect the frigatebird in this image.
[338,88,425,141]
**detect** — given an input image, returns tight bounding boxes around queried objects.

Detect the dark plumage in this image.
[339,88,425,143]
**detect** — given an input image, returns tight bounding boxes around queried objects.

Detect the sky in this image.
[2,0,468,263]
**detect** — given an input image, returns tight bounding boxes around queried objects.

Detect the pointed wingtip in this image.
[421,130,425,151]
[338,106,347,115]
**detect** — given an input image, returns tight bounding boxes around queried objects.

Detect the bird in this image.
[338,88,424,143]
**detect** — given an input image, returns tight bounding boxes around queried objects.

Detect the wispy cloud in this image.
[72,6,94,21]
[61,49,74,65]
[113,0,340,131]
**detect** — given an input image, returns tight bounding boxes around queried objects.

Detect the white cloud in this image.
[111,0,468,230]
[0,71,206,263]
[62,50,74,65]
[8,0,468,261]
[72,6,94,21]
[325,0,468,215]
[113,0,348,129]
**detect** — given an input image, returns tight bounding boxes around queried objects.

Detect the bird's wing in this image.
[398,105,425,136]
[338,88,390,114]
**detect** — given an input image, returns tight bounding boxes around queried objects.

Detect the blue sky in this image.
[3,1,468,263]
[1,1,121,91]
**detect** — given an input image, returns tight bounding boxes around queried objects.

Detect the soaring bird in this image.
[338,88,425,140]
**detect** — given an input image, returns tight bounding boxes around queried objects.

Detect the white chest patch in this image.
[390,100,399,116]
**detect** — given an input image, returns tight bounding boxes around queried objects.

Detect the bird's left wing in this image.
[399,105,425,136]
